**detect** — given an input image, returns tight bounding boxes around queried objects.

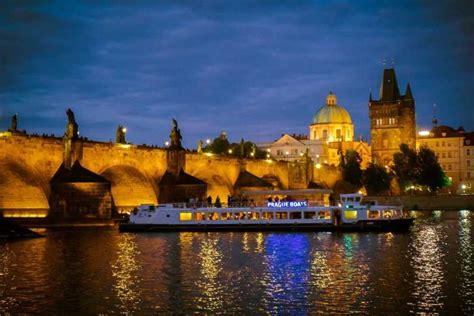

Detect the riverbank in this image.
[367,194,474,211]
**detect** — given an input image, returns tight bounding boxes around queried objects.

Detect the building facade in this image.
[417,125,474,194]
[259,92,371,168]
[369,68,416,165]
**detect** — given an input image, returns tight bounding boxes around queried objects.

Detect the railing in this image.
[170,201,328,209]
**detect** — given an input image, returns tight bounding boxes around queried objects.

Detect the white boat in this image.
[119,193,413,232]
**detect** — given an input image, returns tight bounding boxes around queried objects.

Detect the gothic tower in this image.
[369,68,416,165]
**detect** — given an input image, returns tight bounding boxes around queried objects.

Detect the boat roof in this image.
[242,189,332,196]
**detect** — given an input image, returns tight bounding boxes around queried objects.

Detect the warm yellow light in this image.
[179,212,193,221]
[204,152,213,157]
[315,163,321,169]
[266,159,272,163]
[266,148,271,152]
[418,130,430,137]
[266,153,270,158]
[299,153,303,156]
[316,154,319,158]
[461,184,467,190]
[324,160,328,164]
[228,149,233,154]
[118,143,131,149]
[285,151,289,155]
[250,152,254,157]
[122,127,127,133]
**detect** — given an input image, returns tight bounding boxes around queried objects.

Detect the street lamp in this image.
[165,141,170,146]
[228,149,233,154]
[206,139,211,144]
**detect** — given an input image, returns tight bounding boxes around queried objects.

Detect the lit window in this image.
[179,212,193,221]
[344,210,357,220]
[367,211,380,219]
[318,211,331,219]
[275,212,288,219]
[304,212,316,219]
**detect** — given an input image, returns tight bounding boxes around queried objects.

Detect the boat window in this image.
[304,212,316,219]
[207,212,219,220]
[383,210,395,218]
[290,212,302,219]
[179,212,193,221]
[347,197,354,202]
[249,212,260,220]
[344,210,357,220]
[275,212,288,219]
[318,211,331,219]
[195,212,206,221]
[234,212,247,220]
[367,211,380,219]
[341,198,346,202]
[148,205,155,211]
[355,197,361,202]
[220,212,232,220]
[262,212,273,220]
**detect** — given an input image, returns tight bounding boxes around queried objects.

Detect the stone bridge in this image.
[0,132,315,217]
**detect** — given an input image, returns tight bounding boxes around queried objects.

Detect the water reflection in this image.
[0,243,15,312]
[262,234,310,314]
[458,211,473,313]
[196,234,225,312]
[111,233,142,313]
[408,222,446,313]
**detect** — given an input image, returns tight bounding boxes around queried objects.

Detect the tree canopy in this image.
[392,144,446,192]
[362,163,392,195]
[204,135,266,159]
[342,150,362,189]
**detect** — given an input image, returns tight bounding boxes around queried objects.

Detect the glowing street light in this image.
[165,141,170,146]
[266,154,270,158]
[228,149,233,154]
[315,163,321,169]
[206,139,211,144]
[122,127,127,133]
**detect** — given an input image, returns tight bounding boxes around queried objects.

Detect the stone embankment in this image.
[367,194,474,211]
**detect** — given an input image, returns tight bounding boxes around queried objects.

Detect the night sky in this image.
[1,1,472,148]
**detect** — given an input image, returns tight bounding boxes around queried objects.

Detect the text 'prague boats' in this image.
[119,192,414,232]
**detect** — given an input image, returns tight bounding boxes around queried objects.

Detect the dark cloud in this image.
[0,1,472,146]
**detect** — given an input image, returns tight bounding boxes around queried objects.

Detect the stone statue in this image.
[240,138,245,157]
[169,118,183,149]
[197,139,203,154]
[65,108,79,139]
[116,125,126,144]
[10,114,17,132]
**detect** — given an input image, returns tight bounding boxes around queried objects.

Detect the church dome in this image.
[312,92,352,124]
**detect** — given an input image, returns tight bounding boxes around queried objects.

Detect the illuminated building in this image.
[259,92,371,168]
[417,125,474,193]
[369,68,416,165]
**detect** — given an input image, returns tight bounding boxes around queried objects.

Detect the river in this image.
[1,210,473,315]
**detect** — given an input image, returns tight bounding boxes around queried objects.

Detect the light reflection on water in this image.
[0,211,473,314]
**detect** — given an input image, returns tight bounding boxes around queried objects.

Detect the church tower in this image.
[369,68,416,165]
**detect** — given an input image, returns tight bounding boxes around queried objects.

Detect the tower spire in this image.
[432,104,438,127]
[404,83,413,100]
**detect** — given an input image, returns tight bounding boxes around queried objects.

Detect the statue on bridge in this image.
[9,114,17,132]
[65,108,79,140]
[169,118,183,150]
[116,125,126,144]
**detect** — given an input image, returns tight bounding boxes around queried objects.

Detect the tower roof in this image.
[379,68,401,102]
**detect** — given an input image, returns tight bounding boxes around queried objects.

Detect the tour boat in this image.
[119,193,413,232]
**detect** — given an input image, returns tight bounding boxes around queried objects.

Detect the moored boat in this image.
[119,193,413,232]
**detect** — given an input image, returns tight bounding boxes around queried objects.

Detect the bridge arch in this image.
[0,158,49,217]
[100,164,158,213]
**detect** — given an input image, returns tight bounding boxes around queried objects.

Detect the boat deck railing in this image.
[170,201,327,209]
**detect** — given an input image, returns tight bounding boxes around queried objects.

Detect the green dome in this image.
[312,92,352,124]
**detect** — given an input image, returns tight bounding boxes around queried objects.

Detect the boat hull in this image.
[119,218,414,233]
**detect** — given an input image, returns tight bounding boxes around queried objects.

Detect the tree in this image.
[363,163,392,195]
[417,146,446,192]
[392,144,419,190]
[342,150,362,189]
[392,144,447,193]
